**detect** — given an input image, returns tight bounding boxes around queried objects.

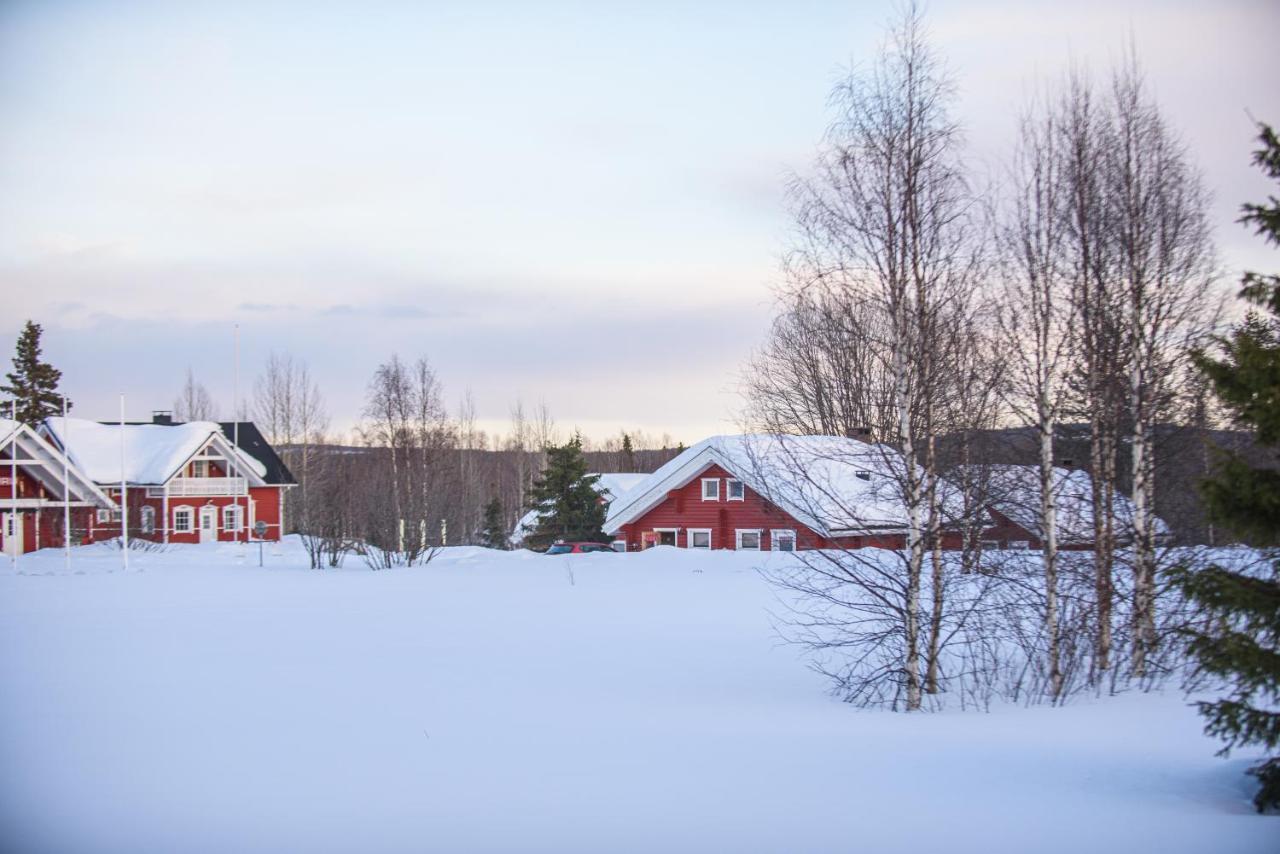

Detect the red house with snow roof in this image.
[1,419,115,556]
[604,435,937,552]
[40,413,295,545]
[604,435,1152,553]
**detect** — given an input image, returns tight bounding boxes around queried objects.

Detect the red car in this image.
[544,541,618,555]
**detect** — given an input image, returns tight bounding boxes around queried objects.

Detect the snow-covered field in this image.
[0,541,1272,853]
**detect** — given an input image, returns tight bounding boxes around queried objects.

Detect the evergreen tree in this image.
[621,432,637,471]
[479,497,509,550]
[1,321,68,425]
[524,433,606,550]
[1174,122,1280,813]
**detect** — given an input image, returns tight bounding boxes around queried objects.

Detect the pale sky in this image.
[1,0,1277,444]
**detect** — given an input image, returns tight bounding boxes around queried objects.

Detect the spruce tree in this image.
[1,321,68,425]
[1174,122,1280,813]
[621,432,637,471]
[524,433,607,550]
[479,497,509,550]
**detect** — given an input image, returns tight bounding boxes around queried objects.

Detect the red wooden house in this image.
[1,418,115,556]
[41,414,295,545]
[604,435,933,552]
[604,435,1149,553]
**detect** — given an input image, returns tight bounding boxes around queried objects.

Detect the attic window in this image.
[726,479,745,501]
[856,470,872,481]
[701,478,720,501]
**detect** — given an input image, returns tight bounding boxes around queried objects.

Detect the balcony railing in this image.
[148,477,248,498]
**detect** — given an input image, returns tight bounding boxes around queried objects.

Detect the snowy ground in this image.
[0,541,1272,853]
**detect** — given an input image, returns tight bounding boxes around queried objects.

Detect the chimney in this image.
[845,426,873,443]
[152,411,174,425]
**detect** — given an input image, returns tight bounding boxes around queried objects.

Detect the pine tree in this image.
[1,321,69,425]
[1174,122,1280,813]
[524,433,606,550]
[479,497,509,550]
[621,432,637,471]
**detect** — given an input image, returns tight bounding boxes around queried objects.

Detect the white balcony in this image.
[151,477,248,498]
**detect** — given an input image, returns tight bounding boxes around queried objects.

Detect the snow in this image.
[512,472,649,544]
[0,542,1272,853]
[43,417,267,485]
[607,434,939,536]
[981,464,1169,543]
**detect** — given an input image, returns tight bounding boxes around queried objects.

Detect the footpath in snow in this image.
[0,540,1272,854]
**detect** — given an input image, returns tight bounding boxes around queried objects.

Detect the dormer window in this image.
[701,478,720,501]
[726,479,745,501]
[856,470,872,481]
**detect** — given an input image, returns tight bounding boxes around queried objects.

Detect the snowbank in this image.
[0,542,1271,853]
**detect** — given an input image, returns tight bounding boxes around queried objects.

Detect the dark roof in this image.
[217,422,296,486]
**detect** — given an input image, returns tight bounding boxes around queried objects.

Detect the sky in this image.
[1,0,1277,445]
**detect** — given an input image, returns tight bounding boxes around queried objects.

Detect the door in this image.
[198,506,217,544]
[656,529,677,547]
[1,512,22,556]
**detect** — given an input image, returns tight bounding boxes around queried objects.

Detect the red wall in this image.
[617,463,838,551]
[84,486,287,545]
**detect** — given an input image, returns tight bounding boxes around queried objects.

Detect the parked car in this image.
[544,541,617,555]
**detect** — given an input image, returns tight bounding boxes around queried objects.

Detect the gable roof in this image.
[0,419,115,507]
[42,418,268,487]
[604,435,934,537]
[978,464,1169,544]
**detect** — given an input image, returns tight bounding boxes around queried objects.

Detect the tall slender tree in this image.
[2,321,68,424]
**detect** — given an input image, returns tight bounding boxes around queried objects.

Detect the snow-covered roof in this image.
[0,419,115,507]
[605,435,936,537]
[42,418,267,486]
[978,465,1168,544]
[511,472,649,545]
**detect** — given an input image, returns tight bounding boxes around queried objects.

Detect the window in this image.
[771,529,796,552]
[173,507,193,533]
[736,529,761,551]
[689,529,712,549]
[140,506,155,534]
[223,505,243,532]
[192,460,209,478]
[855,470,872,482]
[980,539,1000,551]
[96,508,112,524]
[726,479,745,501]
[612,541,627,553]
[701,478,720,501]
[1009,540,1031,550]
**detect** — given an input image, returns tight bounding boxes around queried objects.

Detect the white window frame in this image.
[855,470,872,482]
[701,478,720,501]
[96,508,112,524]
[770,529,797,552]
[192,460,209,478]
[1009,540,1031,550]
[173,506,194,533]
[653,527,679,547]
[726,478,745,501]
[140,506,156,534]
[688,528,712,550]
[735,529,762,551]
[980,539,1000,551]
[223,504,243,532]
[611,540,627,553]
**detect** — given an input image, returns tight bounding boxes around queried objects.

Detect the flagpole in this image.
[120,394,129,571]
[62,396,71,573]
[9,401,17,572]
[234,324,244,552]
